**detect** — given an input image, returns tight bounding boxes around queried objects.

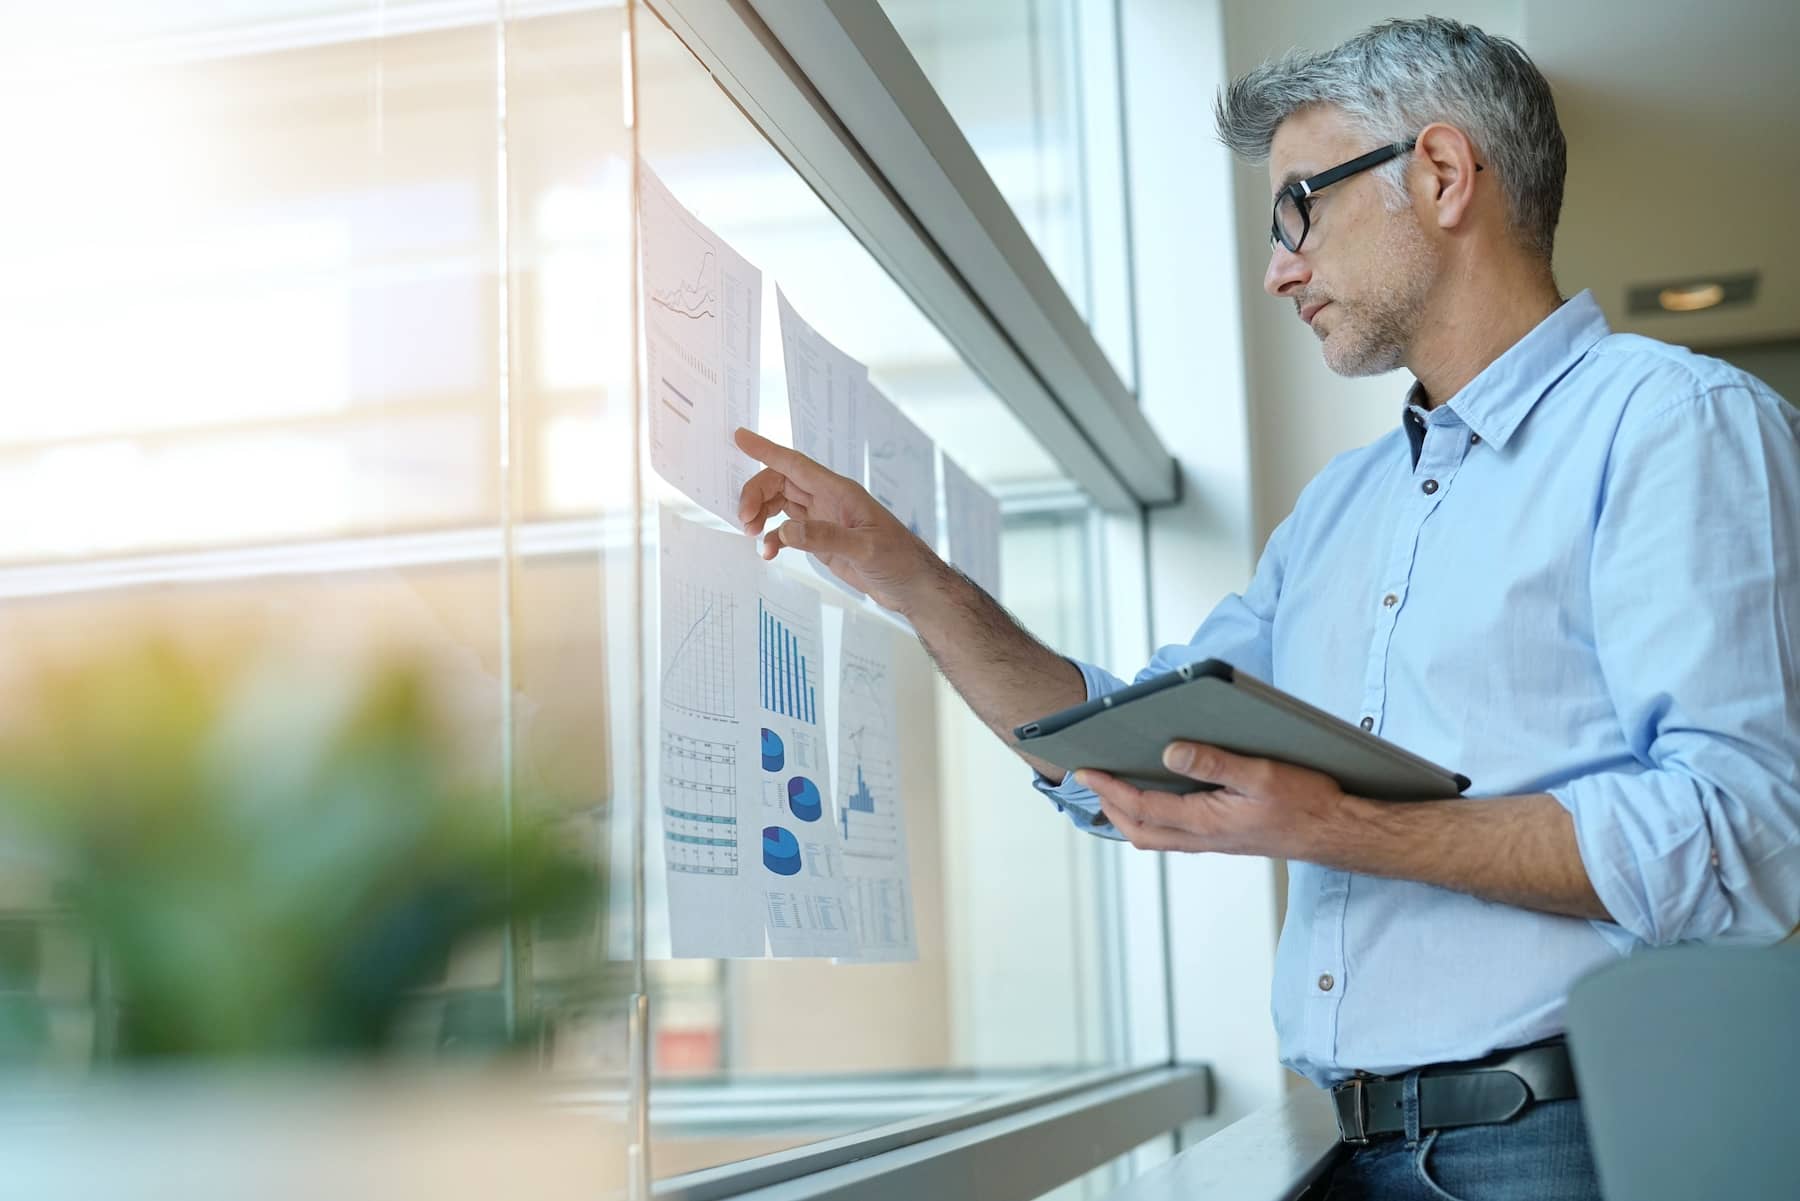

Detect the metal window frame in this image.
[606,1066,1120,1134]
[644,0,1177,513]
[0,477,1090,601]
[650,1065,1212,1201]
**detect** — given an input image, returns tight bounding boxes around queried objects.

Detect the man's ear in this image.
[1413,121,1482,232]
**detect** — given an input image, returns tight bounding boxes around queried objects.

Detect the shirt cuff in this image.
[1028,659,1129,842]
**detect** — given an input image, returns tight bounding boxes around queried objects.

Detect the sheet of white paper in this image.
[833,611,917,963]
[862,385,939,549]
[657,507,766,958]
[942,454,1003,600]
[775,287,865,478]
[640,164,762,525]
[754,569,859,959]
[775,289,868,596]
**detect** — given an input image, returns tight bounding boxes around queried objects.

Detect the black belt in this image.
[1330,1038,1578,1144]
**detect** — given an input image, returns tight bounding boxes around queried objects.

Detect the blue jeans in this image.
[1316,1072,1601,1201]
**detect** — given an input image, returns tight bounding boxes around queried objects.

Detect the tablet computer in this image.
[1014,659,1469,800]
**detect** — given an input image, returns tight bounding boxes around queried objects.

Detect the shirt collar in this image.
[1399,289,1611,451]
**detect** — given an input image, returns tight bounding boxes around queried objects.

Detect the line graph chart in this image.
[640,163,762,526]
[863,388,938,546]
[649,248,719,321]
[663,580,737,722]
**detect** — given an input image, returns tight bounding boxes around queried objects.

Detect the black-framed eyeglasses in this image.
[1270,138,1417,254]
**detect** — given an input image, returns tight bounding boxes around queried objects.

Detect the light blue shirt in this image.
[1036,291,1800,1087]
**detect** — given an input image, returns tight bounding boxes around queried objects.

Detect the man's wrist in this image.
[1303,792,1456,876]
[1301,792,1384,869]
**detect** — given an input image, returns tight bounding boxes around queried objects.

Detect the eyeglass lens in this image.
[1274,191,1307,252]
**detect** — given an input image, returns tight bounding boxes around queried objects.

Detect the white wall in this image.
[1119,0,1280,1129]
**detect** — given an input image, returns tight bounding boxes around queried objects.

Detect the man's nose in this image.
[1264,242,1311,298]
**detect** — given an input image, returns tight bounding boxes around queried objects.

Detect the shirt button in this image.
[1359,716,1374,731]
[1381,593,1398,608]
[1470,434,1481,446]
[1421,479,1439,495]
[1319,973,1335,992]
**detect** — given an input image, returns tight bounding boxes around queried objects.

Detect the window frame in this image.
[646,0,1176,513]
[646,1065,1211,1201]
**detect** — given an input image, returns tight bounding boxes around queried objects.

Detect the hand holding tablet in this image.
[1014,659,1469,801]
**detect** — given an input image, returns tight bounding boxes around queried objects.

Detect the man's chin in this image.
[1319,328,1405,378]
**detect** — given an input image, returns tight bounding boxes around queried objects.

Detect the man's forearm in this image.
[899,559,1085,776]
[1320,791,1611,922]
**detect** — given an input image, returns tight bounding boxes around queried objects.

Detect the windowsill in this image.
[1103,1086,1339,1201]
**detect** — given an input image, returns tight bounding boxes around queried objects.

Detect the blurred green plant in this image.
[0,637,600,1063]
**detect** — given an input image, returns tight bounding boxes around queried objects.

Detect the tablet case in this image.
[1015,659,1470,800]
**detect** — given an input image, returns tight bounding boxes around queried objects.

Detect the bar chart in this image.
[759,597,818,723]
[846,762,876,814]
[833,612,917,959]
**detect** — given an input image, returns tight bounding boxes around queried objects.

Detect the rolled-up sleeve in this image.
[1031,514,1294,838]
[1550,385,1800,947]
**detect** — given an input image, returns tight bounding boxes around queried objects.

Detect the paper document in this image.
[755,569,859,958]
[640,163,763,525]
[776,288,865,480]
[656,507,766,958]
[776,289,870,595]
[942,454,1003,599]
[833,611,917,962]
[862,385,939,549]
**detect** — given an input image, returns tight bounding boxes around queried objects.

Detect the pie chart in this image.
[761,728,785,772]
[787,775,823,822]
[762,826,802,876]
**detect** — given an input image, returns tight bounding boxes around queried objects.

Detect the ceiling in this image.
[1526,0,1800,348]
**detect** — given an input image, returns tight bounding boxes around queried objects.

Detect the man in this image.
[734,16,1800,1200]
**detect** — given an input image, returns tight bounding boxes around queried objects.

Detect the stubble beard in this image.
[1317,213,1437,378]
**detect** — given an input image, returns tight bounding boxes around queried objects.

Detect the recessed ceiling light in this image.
[1626,271,1758,316]
[1658,282,1725,312]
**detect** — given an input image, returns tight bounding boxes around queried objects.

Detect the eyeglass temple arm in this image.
[1301,139,1418,196]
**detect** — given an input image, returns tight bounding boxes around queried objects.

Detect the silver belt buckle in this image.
[1333,1076,1371,1144]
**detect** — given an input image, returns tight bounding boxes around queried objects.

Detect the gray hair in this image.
[1216,17,1566,261]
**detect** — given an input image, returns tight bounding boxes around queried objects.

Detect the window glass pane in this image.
[634,5,1165,1181]
[880,0,1138,389]
[0,0,636,1117]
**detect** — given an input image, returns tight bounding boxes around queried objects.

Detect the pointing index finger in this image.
[734,427,833,490]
